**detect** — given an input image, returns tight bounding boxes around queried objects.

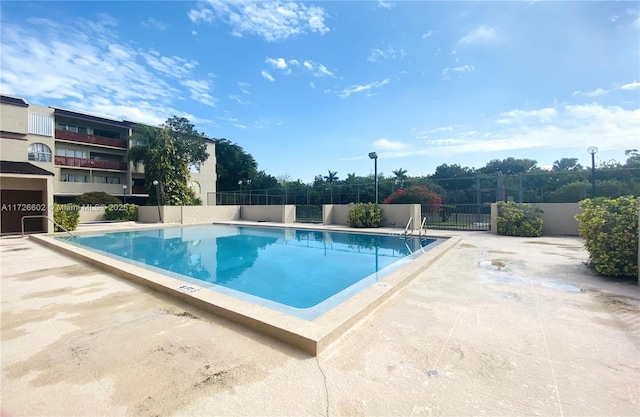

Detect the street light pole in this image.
[588,146,598,198]
[369,152,378,204]
[152,180,162,222]
[122,185,127,204]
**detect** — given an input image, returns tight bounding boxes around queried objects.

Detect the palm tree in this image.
[392,168,408,180]
[324,170,339,183]
[552,158,582,171]
[392,168,408,190]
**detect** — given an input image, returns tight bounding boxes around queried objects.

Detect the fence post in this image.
[476,176,481,223]
[518,173,523,203]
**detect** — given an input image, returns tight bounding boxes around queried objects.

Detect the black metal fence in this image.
[422,204,491,231]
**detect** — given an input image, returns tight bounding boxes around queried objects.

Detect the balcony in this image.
[55,156,127,171]
[55,129,127,148]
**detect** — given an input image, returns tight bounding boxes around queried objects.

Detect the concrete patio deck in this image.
[1,225,639,416]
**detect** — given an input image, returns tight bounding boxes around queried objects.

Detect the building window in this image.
[28,143,52,162]
[56,123,87,134]
[188,181,201,195]
[56,148,88,159]
[61,174,87,183]
[94,176,121,184]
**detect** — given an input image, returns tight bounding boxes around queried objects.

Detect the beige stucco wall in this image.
[537,203,581,236]
[55,180,127,195]
[490,202,581,236]
[189,141,216,204]
[241,205,286,222]
[0,102,28,134]
[323,204,420,231]
[78,207,107,223]
[0,138,29,161]
[182,205,240,224]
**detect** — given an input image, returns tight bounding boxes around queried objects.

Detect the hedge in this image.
[575,196,639,278]
[497,201,543,237]
[347,203,382,228]
[53,203,80,232]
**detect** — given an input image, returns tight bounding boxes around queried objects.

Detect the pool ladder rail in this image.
[21,215,75,238]
[398,216,428,238]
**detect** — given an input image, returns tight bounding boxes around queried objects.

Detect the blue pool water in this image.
[58,224,439,319]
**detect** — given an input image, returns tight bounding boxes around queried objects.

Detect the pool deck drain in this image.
[29,225,459,355]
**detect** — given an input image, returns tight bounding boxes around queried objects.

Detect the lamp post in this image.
[368,152,378,204]
[122,185,127,204]
[152,180,162,222]
[588,146,598,198]
[238,180,243,205]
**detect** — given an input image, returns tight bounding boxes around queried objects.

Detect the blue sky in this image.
[1,1,639,183]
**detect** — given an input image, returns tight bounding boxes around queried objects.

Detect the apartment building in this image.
[0,94,216,234]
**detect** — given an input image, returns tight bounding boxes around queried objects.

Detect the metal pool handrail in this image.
[418,216,427,239]
[21,215,74,238]
[403,217,413,237]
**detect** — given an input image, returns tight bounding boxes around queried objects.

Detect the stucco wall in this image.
[322,204,420,230]
[0,102,28,134]
[241,205,285,222]
[490,202,581,236]
[182,205,239,224]
[538,203,581,236]
[78,206,107,223]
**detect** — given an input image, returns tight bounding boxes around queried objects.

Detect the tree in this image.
[128,117,209,205]
[624,149,640,168]
[215,138,258,191]
[552,157,583,171]
[248,170,279,190]
[392,168,408,180]
[324,170,339,183]
[480,158,538,175]
[430,163,475,190]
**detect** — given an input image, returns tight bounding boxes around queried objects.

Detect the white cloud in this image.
[378,0,395,9]
[374,138,406,150]
[497,107,557,124]
[422,30,434,39]
[238,81,251,94]
[188,0,330,41]
[141,17,167,31]
[261,70,275,82]
[458,25,497,46]
[367,46,406,62]
[309,81,316,89]
[302,60,334,77]
[442,64,475,79]
[336,78,390,98]
[180,79,216,107]
[621,81,640,90]
[289,59,300,66]
[229,94,251,105]
[573,88,609,97]
[400,104,639,160]
[0,18,213,125]
[192,30,198,36]
[266,57,288,70]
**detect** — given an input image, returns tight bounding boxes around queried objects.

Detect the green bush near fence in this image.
[105,203,138,221]
[575,196,639,278]
[53,203,80,232]
[347,203,382,228]
[497,201,543,237]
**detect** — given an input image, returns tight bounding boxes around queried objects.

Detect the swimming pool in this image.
[57,224,439,320]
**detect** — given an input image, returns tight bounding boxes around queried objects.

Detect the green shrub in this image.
[53,203,79,232]
[575,196,639,278]
[497,201,543,237]
[347,203,382,228]
[74,191,120,206]
[105,203,138,221]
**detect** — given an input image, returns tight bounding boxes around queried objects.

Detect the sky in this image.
[1,1,639,183]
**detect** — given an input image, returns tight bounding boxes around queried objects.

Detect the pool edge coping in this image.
[29,226,461,356]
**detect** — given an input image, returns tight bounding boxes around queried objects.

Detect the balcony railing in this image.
[55,129,127,148]
[55,156,127,171]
